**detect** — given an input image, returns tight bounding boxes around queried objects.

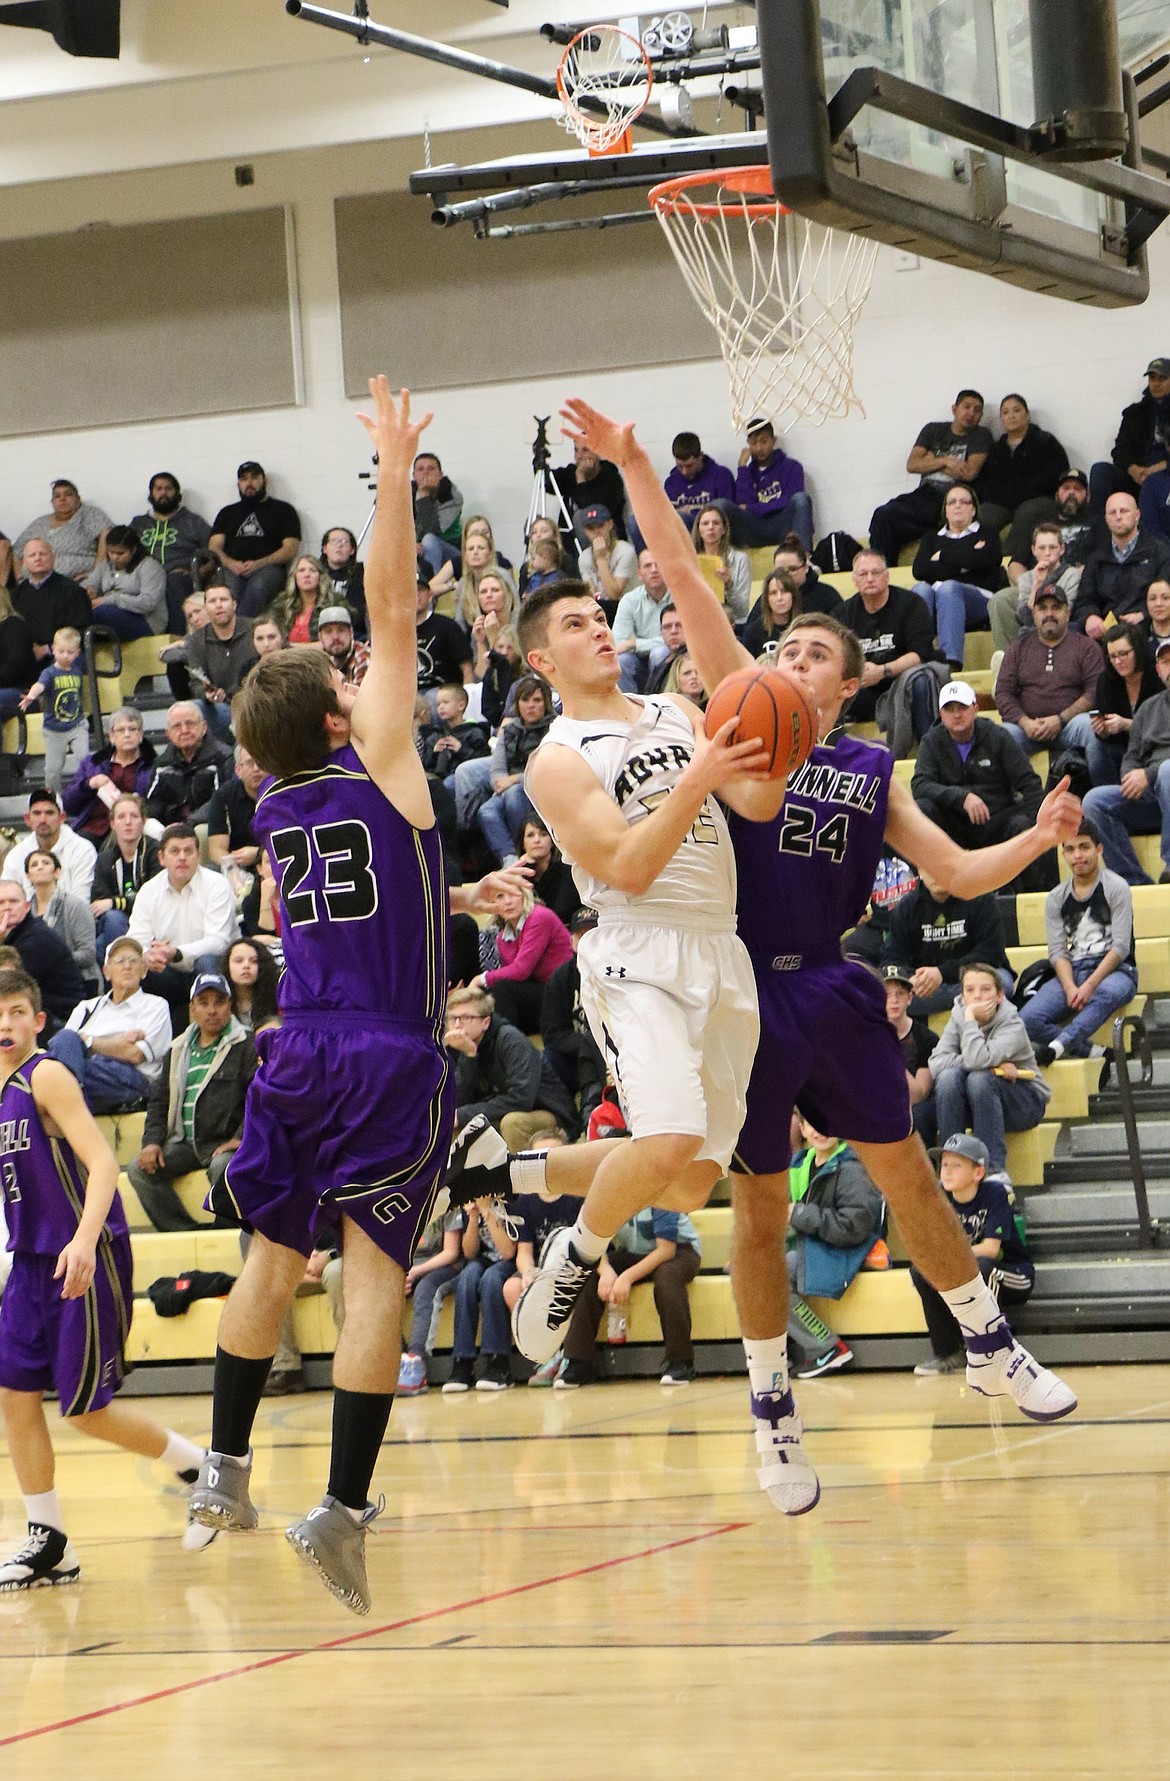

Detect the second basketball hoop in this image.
[556,24,653,157]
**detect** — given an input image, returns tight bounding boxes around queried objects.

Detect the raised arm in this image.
[884,772,1082,900]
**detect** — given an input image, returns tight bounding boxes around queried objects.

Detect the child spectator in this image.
[519,516,570,595]
[910,1133,1034,1375]
[396,1209,465,1396]
[556,1204,703,1388]
[20,626,86,793]
[475,674,554,863]
[882,963,937,1138]
[1021,822,1138,1064]
[474,880,573,1035]
[928,962,1050,1186]
[883,868,1013,1015]
[784,1117,885,1379]
[441,1199,518,1394]
[416,683,490,794]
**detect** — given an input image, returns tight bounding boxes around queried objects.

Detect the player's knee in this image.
[632,1130,704,1188]
[731,1172,790,1240]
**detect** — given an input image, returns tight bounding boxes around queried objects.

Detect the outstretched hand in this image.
[1034,775,1083,848]
[356,377,434,478]
[687,714,771,794]
[560,397,638,470]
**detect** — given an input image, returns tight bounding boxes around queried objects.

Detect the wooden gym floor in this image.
[1,1365,1166,1779]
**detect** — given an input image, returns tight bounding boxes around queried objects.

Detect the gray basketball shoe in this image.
[285,1495,384,1616]
[187,1449,259,1532]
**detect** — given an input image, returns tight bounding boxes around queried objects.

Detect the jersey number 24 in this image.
[269,821,379,926]
[777,803,850,863]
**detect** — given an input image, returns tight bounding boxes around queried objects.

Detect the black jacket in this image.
[90,834,161,915]
[146,735,234,827]
[911,716,1044,820]
[532,857,580,925]
[480,649,519,732]
[13,573,92,649]
[540,957,606,1118]
[911,524,1006,593]
[416,719,490,777]
[0,612,36,690]
[144,1018,258,1162]
[884,884,1010,981]
[7,910,85,1029]
[1095,656,1161,723]
[976,424,1068,509]
[1073,532,1170,627]
[1112,390,1170,489]
[452,1015,579,1136]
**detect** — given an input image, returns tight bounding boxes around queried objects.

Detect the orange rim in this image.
[556,25,653,126]
[648,166,789,221]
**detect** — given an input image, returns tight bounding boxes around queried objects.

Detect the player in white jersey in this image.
[486,576,785,1362]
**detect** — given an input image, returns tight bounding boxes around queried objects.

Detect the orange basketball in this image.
[704,665,816,780]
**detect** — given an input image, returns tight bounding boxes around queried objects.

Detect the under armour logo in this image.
[604,965,626,978]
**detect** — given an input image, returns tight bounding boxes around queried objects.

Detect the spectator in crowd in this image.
[989,522,1084,653]
[1005,467,1100,584]
[519,814,578,924]
[664,430,735,524]
[1100,355,1170,504]
[12,537,92,661]
[884,866,1013,1015]
[783,1118,885,1379]
[160,587,210,701]
[208,461,301,617]
[269,553,343,647]
[131,472,213,632]
[839,550,938,745]
[207,745,265,875]
[502,1161,582,1387]
[741,570,798,660]
[928,961,1050,1185]
[975,394,1069,540]
[476,675,554,862]
[868,390,993,566]
[1021,821,1137,1064]
[316,604,369,689]
[462,569,517,670]
[1073,493,1170,639]
[25,847,96,988]
[883,963,937,1138]
[63,706,155,845]
[556,1203,703,1389]
[577,505,639,616]
[145,702,233,827]
[84,526,168,639]
[910,484,1006,670]
[1087,624,1161,786]
[644,603,686,694]
[473,879,573,1034]
[128,823,239,1025]
[519,522,569,596]
[691,504,751,621]
[250,612,285,662]
[47,933,171,1113]
[733,417,812,548]
[416,574,473,709]
[541,904,606,1125]
[910,1133,1034,1376]
[0,585,36,719]
[125,970,257,1232]
[444,984,579,1148]
[221,936,280,1033]
[441,1200,519,1394]
[3,786,96,899]
[412,450,464,579]
[480,623,521,732]
[552,436,627,548]
[18,624,87,793]
[416,683,489,796]
[14,480,111,583]
[1083,635,1170,884]
[396,1208,465,1396]
[319,526,367,633]
[994,585,1102,758]
[184,583,258,735]
[442,529,501,619]
[89,791,160,959]
[0,878,84,1030]
[774,535,843,616]
[1144,578,1170,652]
[614,551,675,692]
[240,847,280,951]
[911,681,1045,880]
[841,848,919,967]
[665,652,705,703]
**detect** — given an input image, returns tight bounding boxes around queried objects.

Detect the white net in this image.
[556,25,652,155]
[650,171,879,429]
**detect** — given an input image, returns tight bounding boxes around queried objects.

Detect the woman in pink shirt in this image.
[474,881,573,1034]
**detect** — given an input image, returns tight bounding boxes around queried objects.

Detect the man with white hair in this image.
[146,701,233,828]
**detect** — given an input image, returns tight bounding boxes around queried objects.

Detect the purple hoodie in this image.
[735,449,805,516]
[663,455,736,521]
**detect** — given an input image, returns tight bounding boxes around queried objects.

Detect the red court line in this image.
[2,1520,748,1747]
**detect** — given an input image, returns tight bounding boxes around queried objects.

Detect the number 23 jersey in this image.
[254,742,447,1022]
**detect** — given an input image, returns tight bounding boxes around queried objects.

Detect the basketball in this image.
[704,665,816,780]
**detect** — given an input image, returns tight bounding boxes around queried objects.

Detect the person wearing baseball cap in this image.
[124,965,257,1233]
[1101,355,1170,507]
[1005,465,1101,584]
[733,415,813,549]
[881,964,937,1137]
[909,1131,1035,1376]
[578,503,638,614]
[911,677,1044,878]
[317,604,370,689]
[43,932,172,1113]
[208,459,302,619]
[1083,630,1170,885]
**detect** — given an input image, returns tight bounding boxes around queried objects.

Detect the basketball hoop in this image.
[556,24,653,157]
[648,166,879,429]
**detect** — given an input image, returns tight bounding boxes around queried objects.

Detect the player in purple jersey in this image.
[0,968,205,1591]
[187,381,518,1616]
[549,400,1084,1516]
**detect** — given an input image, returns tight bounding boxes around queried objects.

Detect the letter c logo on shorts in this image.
[370,1192,412,1226]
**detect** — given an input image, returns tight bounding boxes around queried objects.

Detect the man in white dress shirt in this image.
[128,822,238,1028]
[46,934,173,1112]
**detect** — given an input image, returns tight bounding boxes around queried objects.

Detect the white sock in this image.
[161,1431,205,1474]
[343,1503,366,1524]
[510,1152,548,1197]
[569,1215,608,1264]
[743,1336,791,1400]
[24,1489,64,1533]
[1050,1039,1065,1058]
[940,1275,1007,1342]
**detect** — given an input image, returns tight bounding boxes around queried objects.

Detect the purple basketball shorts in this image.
[0,1233,133,1415]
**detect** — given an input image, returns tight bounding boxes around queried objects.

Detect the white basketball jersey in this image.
[526,694,737,928]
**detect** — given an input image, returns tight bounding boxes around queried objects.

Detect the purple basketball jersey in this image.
[0,1052,127,1257]
[253,742,448,1023]
[727,730,893,965]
